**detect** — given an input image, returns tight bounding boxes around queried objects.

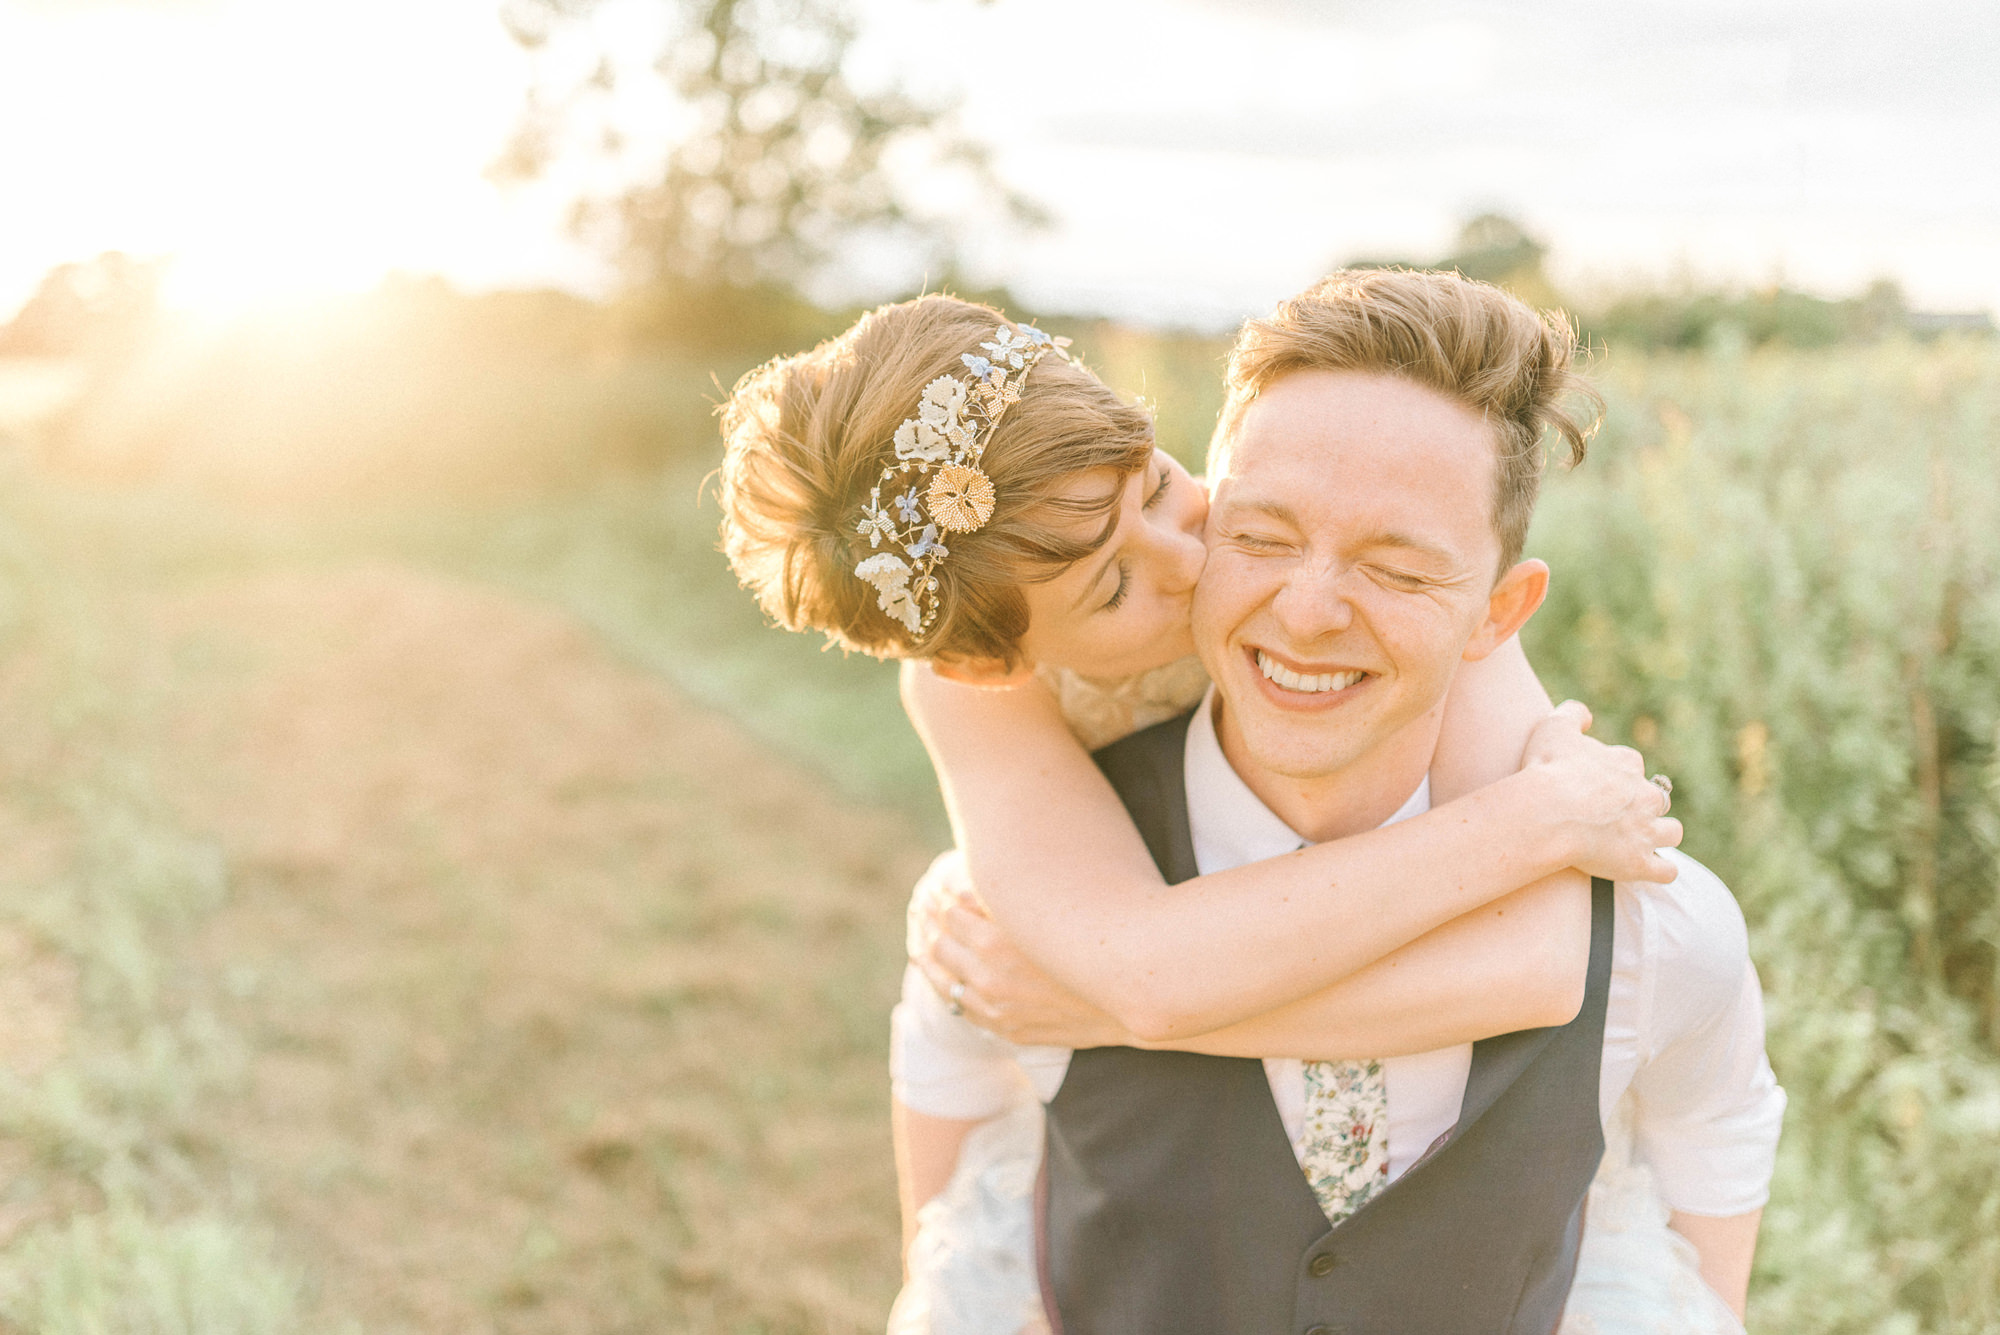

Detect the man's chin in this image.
[1225,711,1369,784]
[1243,743,1366,786]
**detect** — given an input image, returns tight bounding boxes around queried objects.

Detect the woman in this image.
[717,292,1741,1333]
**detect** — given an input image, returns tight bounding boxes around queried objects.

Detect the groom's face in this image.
[1192,370,1507,785]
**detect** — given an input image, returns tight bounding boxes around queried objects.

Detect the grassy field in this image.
[0,462,938,1333]
[1,319,1998,1331]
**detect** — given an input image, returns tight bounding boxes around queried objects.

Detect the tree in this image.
[1342,213,1560,308]
[0,253,161,359]
[496,0,1033,310]
[1436,213,1549,291]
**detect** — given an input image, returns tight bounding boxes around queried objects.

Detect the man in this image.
[911,270,1784,1331]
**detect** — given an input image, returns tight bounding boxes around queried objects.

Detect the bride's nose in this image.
[1159,468,1208,590]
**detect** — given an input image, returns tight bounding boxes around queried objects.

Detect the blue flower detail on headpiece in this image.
[906,524,948,560]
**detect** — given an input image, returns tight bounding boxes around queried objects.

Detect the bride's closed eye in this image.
[1142,465,1172,509]
[1101,559,1131,612]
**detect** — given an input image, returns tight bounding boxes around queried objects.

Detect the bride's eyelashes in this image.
[1101,559,1132,612]
[1091,463,1171,617]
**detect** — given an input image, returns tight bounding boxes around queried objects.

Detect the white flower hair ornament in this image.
[852,322,1071,640]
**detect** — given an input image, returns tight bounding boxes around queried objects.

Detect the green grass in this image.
[0,1207,300,1335]
[0,468,304,1332]
[387,467,947,827]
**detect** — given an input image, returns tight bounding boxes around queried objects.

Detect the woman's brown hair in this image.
[718,295,1156,666]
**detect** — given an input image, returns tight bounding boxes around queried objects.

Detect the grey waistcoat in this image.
[1042,709,1614,1335]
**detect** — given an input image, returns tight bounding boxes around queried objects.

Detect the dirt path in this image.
[140,565,932,1333]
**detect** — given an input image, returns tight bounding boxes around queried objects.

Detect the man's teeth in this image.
[1257,652,1363,695]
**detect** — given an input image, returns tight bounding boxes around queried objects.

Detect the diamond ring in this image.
[1649,773,1673,814]
[948,980,967,1016]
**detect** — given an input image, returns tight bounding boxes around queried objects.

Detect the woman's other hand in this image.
[1526,700,1684,884]
[913,885,1131,1049]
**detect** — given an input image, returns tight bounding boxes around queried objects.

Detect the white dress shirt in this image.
[893,689,1787,1216]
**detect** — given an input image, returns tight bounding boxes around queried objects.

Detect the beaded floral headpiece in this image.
[852,322,1071,638]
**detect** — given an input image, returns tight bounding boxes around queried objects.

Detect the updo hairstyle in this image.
[718,295,1156,666]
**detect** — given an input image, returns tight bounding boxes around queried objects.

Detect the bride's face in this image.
[1011,450,1208,678]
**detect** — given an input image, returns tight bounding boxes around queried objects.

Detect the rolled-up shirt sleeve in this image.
[1627,852,1787,1216]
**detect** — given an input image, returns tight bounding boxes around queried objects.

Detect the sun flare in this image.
[0,0,543,321]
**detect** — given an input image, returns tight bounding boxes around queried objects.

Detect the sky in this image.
[2,0,1996,329]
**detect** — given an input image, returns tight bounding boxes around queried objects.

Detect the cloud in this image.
[1180,0,2000,117]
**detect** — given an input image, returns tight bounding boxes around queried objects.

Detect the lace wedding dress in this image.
[888,1090,1050,1335]
[888,660,1744,1335]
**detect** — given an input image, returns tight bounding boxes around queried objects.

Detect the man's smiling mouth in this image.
[1256,650,1366,695]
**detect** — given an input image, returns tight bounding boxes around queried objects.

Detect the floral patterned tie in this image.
[1300,1058,1390,1225]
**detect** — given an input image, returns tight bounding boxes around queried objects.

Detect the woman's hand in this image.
[913,884,1132,1049]
[1525,700,1683,883]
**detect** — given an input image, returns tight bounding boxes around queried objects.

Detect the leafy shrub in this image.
[1527,336,2000,1331]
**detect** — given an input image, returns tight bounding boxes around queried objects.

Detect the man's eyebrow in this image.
[1228,498,1458,565]
[1069,545,1121,612]
[1226,498,1303,528]
[1364,531,1457,564]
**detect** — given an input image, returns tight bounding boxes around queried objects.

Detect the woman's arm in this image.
[918,866,1589,1057]
[892,1100,983,1269]
[1431,634,1551,802]
[1153,874,1590,1055]
[902,653,1674,1042]
[1669,1209,1761,1320]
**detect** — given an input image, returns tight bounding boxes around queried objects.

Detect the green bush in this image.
[1527,336,2000,1331]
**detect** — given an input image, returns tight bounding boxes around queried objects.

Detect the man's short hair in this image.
[1212,268,1601,572]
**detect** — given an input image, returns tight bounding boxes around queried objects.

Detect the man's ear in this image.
[929,654,1038,688]
[1463,558,1549,662]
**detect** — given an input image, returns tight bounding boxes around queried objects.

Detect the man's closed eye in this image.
[1368,566,1434,591]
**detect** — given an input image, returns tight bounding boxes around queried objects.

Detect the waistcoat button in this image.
[1309,1252,1338,1277]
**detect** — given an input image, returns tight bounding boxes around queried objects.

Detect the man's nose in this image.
[1272,562,1355,641]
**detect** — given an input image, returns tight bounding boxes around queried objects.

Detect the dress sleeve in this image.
[891,963,1036,1119]
[889,852,1036,1120]
[1627,852,1788,1216]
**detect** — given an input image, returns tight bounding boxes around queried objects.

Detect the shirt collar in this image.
[1183,686,1431,875]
